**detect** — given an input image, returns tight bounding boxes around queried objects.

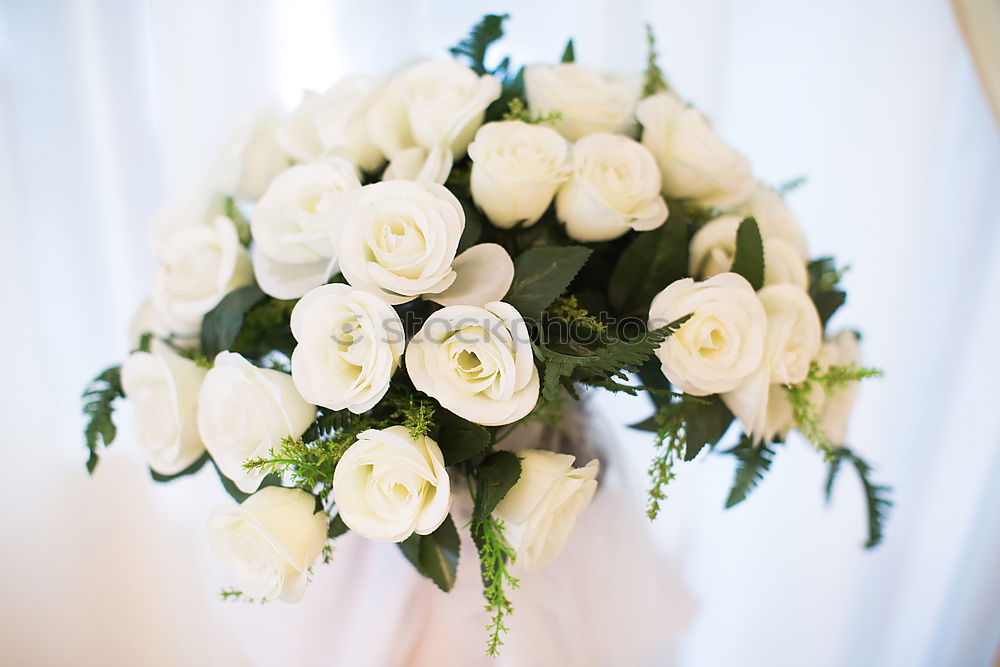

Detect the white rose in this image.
[689,215,807,288]
[405,301,539,426]
[468,120,570,228]
[277,75,383,172]
[492,449,599,574]
[250,159,361,299]
[367,61,501,183]
[332,426,450,542]
[121,349,207,475]
[524,63,637,141]
[151,216,253,337]
[198,352,316,493]
[290,284,404,413]
[149,188,225,259]
[207,486,327,603]
[648,273,766,395]
[213,102,290,201]
[723,284,822,440]
[636,92,755,208]
[816,330,863,447]
[555,132,668,242]
[733,184,808,258]
[335,181,514,307]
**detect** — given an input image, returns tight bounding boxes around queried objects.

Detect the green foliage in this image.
[327,513,349,540]
[501,97,563,125]
[473,515,520,657]
[546,294,607,334]
[730,217,765,290]
[504,246,592,319]
[211,458,281,504]
[136,331,153,353]
[457,198,483,253]
[608,206,690,316]
[150,451,210,482]
[231,295,298,360]
[243,434,352,503]
[725,437,778,508]
[398,515,461,592]
[534,317,689,402]
[435,408,492,466]
[682,394,734,460]
[808,257,848,328]
[642,24,669,97]
[448,13,508,75]
[82,365,124,474]
[224,196,251,246]
[777,176,807,195]
[645,400,685,519]
[560,38,575,63]
[825,447,892,548]
[472,451,522,523]
[200,284,266,358]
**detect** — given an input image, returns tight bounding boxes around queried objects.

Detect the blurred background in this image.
[1,0,998,665]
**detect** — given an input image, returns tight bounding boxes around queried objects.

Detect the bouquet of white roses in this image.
[81,15,887,655]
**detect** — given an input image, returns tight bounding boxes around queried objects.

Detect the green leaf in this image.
[730,217,765,290]
[398,514,461,591]
[535,317,688,402]
[808,257,848,328]
[682,394,733,460]
[458,198,483,253]
[724,437,778,508]
[473,451,522,523]
[844,449,892,549]
[560,38,575,63]
[824,452,843,503]
[82,365,124,474]
[211,459,280,504]
[448,14,508,75]
[150,451,210,482]
[327,513,349,540]
[642,24,669,97]
[608,206,690,316]
[200,283,266,358]
[504,246,591,319]
[435,408,491,466]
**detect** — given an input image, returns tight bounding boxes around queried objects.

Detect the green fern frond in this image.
[724,437,778,508]
[448,14,509,75]
[82,365,124,474]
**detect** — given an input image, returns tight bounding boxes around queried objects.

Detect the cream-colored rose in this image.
[121,349,207,475]
[198,352,316,493]
[290,284,404,413]
[468,120,570,228]
[149,188,225,259]
[367,61,500,183]
[648,273,766,395]
[250,159,361,299]
[207,486,327,603]
[405,301,539,426]
[493,449,599,574]
[689,215,807,288]
[555,132,668,242]
[332,426,450,542]
[733,184,808,258]
[524,63,637,141]
[213,102,290,201]
[636,92,755,208]
[277,75,383,172]
[722,284,822,440]
[151,216,253,337]
[335,181,513,307]
[815,330,863,447]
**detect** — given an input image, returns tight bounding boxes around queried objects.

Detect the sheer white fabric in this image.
[1,0,998,665]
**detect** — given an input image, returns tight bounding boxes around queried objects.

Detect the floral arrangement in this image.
[81,15,887,655]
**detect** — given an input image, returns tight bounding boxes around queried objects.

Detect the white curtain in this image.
[1,0,998,665]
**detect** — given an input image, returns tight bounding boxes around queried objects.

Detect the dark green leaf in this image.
[724,437,778,508]
[150,451,210,482]
[398,514,461,591]
[824,453,843,503]
[682,394,733,460]
[504,246,592,319]
[730,217,765,290]
[608,206,690,316]
[846,449,892,549]
[808,257,848,329]
[327,513,349,540]
[458,198,483,253]
[211,459,280,504]
[473,451,522,523]
[82,365,124,474]
[435,408,491,466]
[561,38,575,63]
[448,14,508,75]
[200,283,266,358]
[628,415,661,432]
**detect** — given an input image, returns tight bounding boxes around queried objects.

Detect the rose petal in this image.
[427,243,514,307]
[252,251,338,300]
